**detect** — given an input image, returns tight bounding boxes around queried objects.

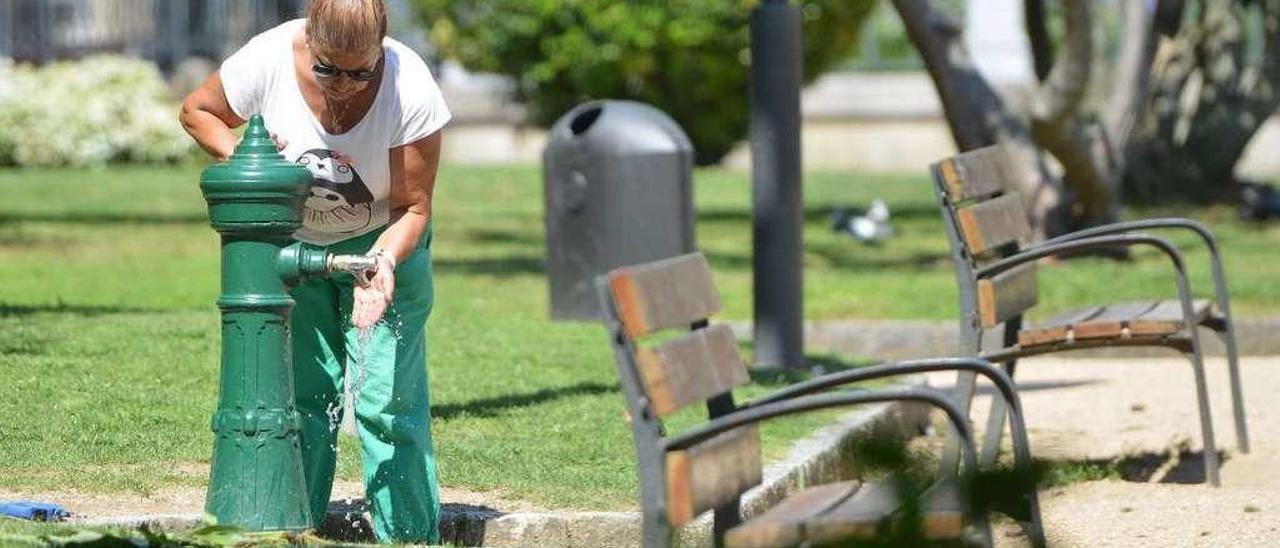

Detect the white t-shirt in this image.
[220,19,451,245]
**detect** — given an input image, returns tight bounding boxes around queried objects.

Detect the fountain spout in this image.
[277,243,377,284]
[327,253,377,277]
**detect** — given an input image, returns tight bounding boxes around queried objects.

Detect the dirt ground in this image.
[927,355,1280,547]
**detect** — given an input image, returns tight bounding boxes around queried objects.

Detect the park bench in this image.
[597,253,1045,548]
[930,144,1249,487]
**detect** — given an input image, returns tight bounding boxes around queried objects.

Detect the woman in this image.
[179,0,449,542]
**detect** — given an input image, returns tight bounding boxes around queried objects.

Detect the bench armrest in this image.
[1042,218,1217,252]
[976,235,1199,327]
[662,388,978,477]
[976,232,1208,365]
[742,357,1034,477]
[1041,218,1233,323]
[976,233,1185,280]
[746,358,1009,410]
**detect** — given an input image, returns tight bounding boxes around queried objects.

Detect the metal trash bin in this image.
[543,100,696,321]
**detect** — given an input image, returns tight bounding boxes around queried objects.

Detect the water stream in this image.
[324,305,402,439]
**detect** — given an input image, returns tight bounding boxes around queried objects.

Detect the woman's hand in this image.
[270,132,289,152]
[351,133,441,330]
[352,251,395,329]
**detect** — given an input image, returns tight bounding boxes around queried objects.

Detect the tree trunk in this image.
[1125,0,1280,203]
[1024,0,1053,81]
[892,0,1065,237]
[1105,0,1160,152]
[1026,0,1123,228]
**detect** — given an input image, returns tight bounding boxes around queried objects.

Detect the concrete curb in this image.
[730,316,1280,362]
[67,379,931,547]
[73,513,204,530]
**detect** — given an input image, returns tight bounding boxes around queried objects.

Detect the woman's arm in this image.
[350,131,443,328]
[179,72,247,161]
[374,131,443,264]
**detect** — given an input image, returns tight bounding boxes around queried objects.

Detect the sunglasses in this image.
[311,56,379,82]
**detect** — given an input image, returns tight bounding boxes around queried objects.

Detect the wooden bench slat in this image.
[609,253,721,338]
[955,193,1033,255]
[804,480,898,541]
[1070,302,1159,339]
[726,479,967,548]
[635,324,750,417]
[917,483,967,540]
[809,480,966,543]
[666,425,762,527]
[1020,303,1152,344]
[1085,302,1161,322]
[1019,300,1214,347]
[1128,299,1212,336]
[723,482,860,548]
[1019,306,1103,347]
[1039,305,1107,327]
[977,262,1038,328]
[935,145,1009,201]
[1135,299,1211,323]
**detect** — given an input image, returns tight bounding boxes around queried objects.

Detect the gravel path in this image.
[928,355,1280,547]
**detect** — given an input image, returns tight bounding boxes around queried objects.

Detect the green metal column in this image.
[199,115,328,531]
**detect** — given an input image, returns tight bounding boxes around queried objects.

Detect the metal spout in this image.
[327,254,377,276]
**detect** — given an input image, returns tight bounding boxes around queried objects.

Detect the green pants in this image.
[290,227,439,543]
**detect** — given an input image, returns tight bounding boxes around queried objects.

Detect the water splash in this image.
[325,399,342,434]
[337,304,406,438]
[350,326,374,401]
[389,302,404,341]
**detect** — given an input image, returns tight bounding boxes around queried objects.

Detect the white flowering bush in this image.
[0,55,194,167]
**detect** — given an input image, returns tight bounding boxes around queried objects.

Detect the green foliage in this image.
[0,518,330,547]
[1036,459,1122,488]
[417,0,876,164]
[0,56,194,167]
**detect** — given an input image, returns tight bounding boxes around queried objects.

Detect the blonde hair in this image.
[306,0,387,56]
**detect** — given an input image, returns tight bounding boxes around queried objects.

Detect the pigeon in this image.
[831,198,894,244]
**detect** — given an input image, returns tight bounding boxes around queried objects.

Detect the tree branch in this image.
[1030,1,1092,122]
[1103,0,1158,165]
[892,0,1066,237]
[890,0,994,150]
[1024,0,1053,81]
[1026,2,1120,227]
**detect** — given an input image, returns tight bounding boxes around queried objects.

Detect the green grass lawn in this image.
[1,163,1278,516]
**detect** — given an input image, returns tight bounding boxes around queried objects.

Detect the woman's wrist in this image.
[368,248,396,270]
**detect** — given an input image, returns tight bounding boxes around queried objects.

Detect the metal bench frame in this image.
[597,254,1045,548]
[932,145,1249,487]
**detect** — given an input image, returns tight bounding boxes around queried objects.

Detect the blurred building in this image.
[0,0,430,73]
[0,0,303,72]
[3,0,1279,176]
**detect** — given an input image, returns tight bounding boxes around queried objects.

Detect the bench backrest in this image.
[931,145,1039,329]
[599,252,762,529]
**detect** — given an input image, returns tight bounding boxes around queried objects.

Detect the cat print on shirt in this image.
[296,148,374,234]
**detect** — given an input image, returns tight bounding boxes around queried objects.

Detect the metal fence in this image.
[0,0,308,73]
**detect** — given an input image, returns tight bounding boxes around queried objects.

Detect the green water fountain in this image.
[199,115,373,531]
